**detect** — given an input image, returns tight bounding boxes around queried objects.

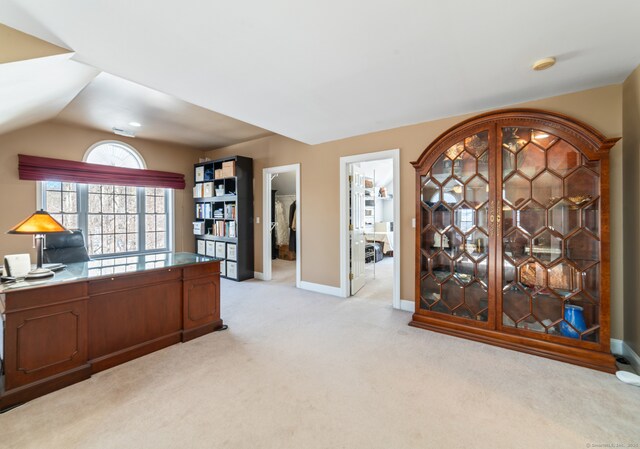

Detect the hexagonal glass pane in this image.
[454,204,475,234]
[503,230,530,266]
[548,140,580,176]
[519,261,547,294]
[431,301,450,314]
[420,275,440,309]
[433,204,452,232]
[478,151,489,179]
[502,127,530,153]
[549,200,580,236]
[441,279,464,311]
[465,176,489,208]
[467,229,488,261]
[454,255,474,284]
[548,261,579,298]
[517,143,546,178]
[443,229,464,259]
[503,173,530,208]
[566,168,599,205]
[583,200,600,236]
[517,315,546,332]
[531,130,558,149]
[421,204,430,230]
[478,258,489,285]
[442,179,463,206]
[583,264,600,301]
[444,141,464,160]
[532,171,562,208]
[431,154,452,184]
[422,178,440,208]
[503,284,531,323]
[502,204,516,234]
[477,204,489,232]
[465,131,489,157]
[421,227,439,256]
[465,281,488,319]
[503,149,515,179]
[452,151,476,182]
[502,259,515,287]
[518,201,546,235]
[532,229,562,264]
[566,230,599,270]
[532,293,563,330]
[431,252,452,282]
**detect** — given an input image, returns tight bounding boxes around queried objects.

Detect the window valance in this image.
[18,154,185,190]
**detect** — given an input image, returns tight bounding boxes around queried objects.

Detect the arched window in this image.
[42,141,171,257]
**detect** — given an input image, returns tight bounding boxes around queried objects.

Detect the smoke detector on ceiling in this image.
[112,127,136,138]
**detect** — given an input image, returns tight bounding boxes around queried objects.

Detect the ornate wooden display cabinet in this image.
[410,109,620,372]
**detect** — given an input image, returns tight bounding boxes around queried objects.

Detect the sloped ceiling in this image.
[2,1,640,144]
[56,72,272,148]
[0,23,68,64]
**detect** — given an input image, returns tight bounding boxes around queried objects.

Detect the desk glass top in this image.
[0,252,219,293]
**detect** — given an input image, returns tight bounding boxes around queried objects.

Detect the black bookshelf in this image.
[193,156,254,281]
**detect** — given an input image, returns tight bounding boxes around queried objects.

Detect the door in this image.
[417,128,495,327]
[350,164,366,294]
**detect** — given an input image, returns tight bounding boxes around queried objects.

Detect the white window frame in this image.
[38,141,175,258]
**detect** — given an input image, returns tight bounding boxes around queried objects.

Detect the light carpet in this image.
[1,271,639,449]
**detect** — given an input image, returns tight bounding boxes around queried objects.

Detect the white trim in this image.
[339,149,401,308]
[612,339,640,373]
[82,140,147,168]
[400,299,415,313]
[299,281,342,297]
[254,271,265,280]
[262,164,301,288]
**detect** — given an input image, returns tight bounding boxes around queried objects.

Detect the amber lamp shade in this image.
[7,210,68,273]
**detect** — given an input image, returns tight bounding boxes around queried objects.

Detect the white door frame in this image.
[262,163,301,288]
[339,149,401,309]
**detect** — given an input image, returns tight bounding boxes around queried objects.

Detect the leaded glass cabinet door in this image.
[498,125,605,345]
[418,127,495,327]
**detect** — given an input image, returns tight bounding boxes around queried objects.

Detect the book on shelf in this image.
[193,183,203,198]
[225,204,236,219]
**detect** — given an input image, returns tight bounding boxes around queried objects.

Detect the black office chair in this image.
[43,230,90,264]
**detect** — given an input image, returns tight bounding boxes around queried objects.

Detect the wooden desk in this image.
[0,252,222,410]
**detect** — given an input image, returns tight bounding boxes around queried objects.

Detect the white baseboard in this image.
[299,281,342,297]
[254,271,264,280]
[400,299,415,313]
[611,338,640,373]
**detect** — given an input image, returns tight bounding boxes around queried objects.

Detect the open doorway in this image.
[340,149,401,308]
[262,164,301,287]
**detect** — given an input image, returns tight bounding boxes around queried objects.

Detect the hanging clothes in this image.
[289,200,296,252]
[274,200,288,245]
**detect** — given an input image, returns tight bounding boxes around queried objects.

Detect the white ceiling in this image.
[0,53,98,136]
[360,159,393,189]
[56,72,272,148]
[2,1,640,144]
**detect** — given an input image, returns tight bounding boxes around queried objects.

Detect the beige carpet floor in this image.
[1,270,639,449]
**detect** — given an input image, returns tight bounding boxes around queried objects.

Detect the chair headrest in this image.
[45,230,86,249]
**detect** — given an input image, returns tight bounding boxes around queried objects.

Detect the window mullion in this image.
[138,187,146,253]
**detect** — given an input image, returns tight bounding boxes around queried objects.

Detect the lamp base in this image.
[26,267,54,279]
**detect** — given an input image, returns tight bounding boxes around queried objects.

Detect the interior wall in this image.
[0,120,201,261]
[623,64,640,354]
[205,84,624,339]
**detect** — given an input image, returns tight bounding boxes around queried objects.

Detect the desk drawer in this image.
[89,268,182,295]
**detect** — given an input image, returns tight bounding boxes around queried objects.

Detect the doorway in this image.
[339,149,401,308]
[262,164,301,287]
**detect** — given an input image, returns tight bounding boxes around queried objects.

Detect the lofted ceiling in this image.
[56,72,272,148]
[1,1,640,144]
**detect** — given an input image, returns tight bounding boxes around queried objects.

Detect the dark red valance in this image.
[18,154,185,190]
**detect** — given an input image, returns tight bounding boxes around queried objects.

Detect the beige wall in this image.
[0,120,201,260]
[205,84,625,339]
[623,65,640,354]
[0,24,69,64]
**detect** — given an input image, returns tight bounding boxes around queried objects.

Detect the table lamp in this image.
[7,210,69,277]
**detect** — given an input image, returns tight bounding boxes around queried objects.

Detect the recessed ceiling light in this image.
[129,121,142,127]
[532,57,556,71]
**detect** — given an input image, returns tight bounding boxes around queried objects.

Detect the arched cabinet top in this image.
[412,108,620,170]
